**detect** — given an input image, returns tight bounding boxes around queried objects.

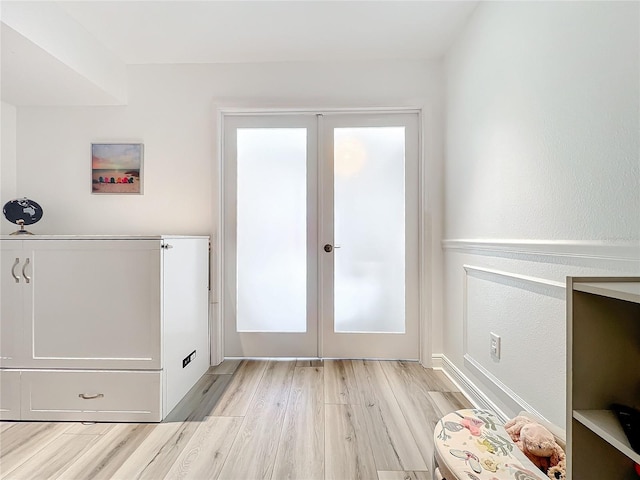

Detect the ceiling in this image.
[1,1,478,106]
[57,1,478,64]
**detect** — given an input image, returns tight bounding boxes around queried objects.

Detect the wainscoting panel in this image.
[442,240,639,427]
[462,265,566,424]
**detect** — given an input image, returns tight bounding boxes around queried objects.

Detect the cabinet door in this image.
[1,240,24,367]
[162,237,210,415]
[22,239,161,369]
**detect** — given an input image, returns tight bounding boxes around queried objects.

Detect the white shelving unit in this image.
[567,277,640,479]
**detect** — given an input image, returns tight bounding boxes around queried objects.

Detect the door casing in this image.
[213,108,429,364]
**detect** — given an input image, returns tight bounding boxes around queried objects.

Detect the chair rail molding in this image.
[442,239,640,262]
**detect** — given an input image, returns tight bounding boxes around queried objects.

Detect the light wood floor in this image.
[0,360,472,480]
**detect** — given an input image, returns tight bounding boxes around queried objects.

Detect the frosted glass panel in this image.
[236,128,307,332]
[334,127,405,333]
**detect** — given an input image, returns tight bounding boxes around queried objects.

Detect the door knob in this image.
[323,244,333,253]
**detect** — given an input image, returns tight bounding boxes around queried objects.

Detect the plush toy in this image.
[547,458,566,479]
[504,417,565,477]
[504,415,534,442]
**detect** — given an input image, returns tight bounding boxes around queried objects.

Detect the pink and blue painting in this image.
[92,143,143,194]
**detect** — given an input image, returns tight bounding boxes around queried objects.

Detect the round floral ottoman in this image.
[433,409,547,480]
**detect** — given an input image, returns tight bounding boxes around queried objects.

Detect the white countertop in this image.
[0,234,209,240]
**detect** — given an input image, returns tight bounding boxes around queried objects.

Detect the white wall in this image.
[1,1,127,105]
[10,59,445,363]
[1,102,18,234]
[443,1,640,426]
[14,60,440,235]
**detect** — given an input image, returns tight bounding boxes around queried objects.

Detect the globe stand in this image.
[10,219,34,235]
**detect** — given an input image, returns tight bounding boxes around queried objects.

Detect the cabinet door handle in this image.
[162,244,173,249]
[11,258,20,283]
[22,258,31,284]
[78,393,104,400]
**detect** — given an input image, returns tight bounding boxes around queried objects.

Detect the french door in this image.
[222,111,420,359]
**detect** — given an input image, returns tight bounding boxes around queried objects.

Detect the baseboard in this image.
[433,353,509,422]
[463,354,550,422]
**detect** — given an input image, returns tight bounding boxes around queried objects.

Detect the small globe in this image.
[3,198,43,232]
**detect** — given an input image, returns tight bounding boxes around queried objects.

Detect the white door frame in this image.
[212,107,431,365]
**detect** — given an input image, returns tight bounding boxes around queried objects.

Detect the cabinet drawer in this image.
[0,370,21,420]
[21,370,162,422]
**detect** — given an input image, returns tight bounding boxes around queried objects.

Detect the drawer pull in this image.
[22,258,31,284]
[11,258,20,283]
[78,393,104,400]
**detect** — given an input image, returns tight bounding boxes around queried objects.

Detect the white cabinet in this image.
[2,239,161,370]
[0,241,23,367]
[0,235,210,422]
[20,370,162,422]
[0,370,20,419]
[567,277,640,479]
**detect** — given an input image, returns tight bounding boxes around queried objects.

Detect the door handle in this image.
[323,244,341,253]
[78,393,104,400]
[11,258,20,283]
[22,258,31,284]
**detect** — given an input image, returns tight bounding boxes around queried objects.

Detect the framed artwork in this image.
[91,143,143,194]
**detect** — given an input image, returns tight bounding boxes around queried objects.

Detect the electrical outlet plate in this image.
[182,350,197,368]
[490,332,501,359]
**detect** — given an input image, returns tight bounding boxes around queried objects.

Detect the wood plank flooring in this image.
[0,360,472,480]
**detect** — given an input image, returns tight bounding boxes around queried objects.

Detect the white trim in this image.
[212,106,225,366]
[430,354,444,370]
[435,354,554,424]
[463,354,551,424]
[433,354,508,422]
[463,264,565,291]
[317,114,325,359]
[442,239,640,262]
[418,109,431,367]
[218,107,422,116]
